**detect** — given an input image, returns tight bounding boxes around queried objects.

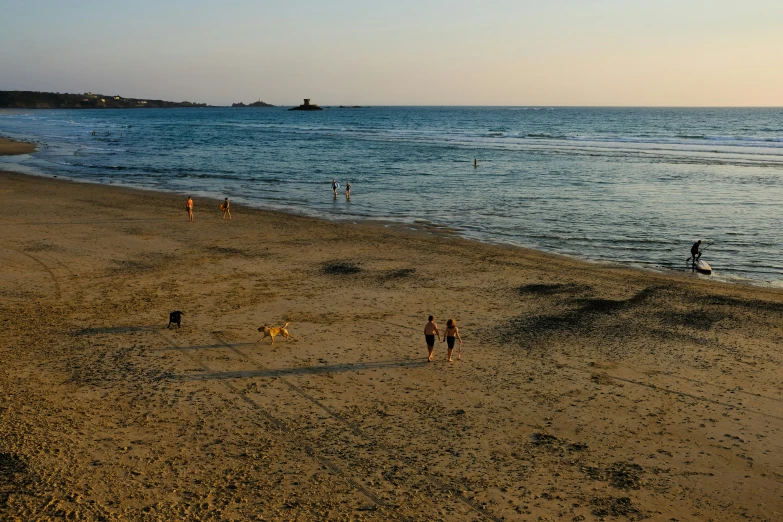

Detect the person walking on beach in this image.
[442,318,462,362]
[186,196,194,222]
[332,179,339,197]
[345,182,352,199]
[424,315,441,362]
[221,198,231,219]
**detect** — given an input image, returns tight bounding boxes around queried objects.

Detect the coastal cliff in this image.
[0,91,208,109]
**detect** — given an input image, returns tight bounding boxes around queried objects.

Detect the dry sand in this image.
[2,162,783,521]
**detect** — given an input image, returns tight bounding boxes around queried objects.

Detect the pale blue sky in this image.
[1,0,781,105]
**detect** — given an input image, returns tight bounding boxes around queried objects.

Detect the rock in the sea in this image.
[289,99,323,111]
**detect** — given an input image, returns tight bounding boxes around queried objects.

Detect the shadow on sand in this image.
[177,359,428,381]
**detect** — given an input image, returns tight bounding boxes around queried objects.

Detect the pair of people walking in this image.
[184,196,231,221]
[424,316,462,362]
[331,179,351,198]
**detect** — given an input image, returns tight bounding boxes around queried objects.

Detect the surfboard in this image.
[694,259,712,275]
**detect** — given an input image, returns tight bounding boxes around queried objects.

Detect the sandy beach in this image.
[0,136,36,156]
[3,159,783,521]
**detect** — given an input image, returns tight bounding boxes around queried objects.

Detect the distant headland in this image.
[0,91,208,109]
[232,99,275,108]
[289,99,323,111]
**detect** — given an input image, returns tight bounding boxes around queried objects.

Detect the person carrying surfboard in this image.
[690,239,703,266]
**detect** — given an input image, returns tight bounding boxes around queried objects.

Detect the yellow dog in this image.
[258,322,292,344]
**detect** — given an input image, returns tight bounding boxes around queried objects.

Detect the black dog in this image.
[168,311,184,328]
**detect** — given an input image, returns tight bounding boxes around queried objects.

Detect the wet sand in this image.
[2,165,783,521]
[0,137,36,156]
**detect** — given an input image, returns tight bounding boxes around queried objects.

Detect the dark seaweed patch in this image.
[498,285,666,345]
[322,260,362,275]
[531,433,560,446]
[590,496,640,517]
[661,309,730,330]
[381,268,415,279]
[204,245,249,257]
[0,452,35,505]
[109,254,172,274]
[518,283,590,296]
[582,462,644,490]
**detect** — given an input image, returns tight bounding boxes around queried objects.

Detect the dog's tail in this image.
[282,322,290,329]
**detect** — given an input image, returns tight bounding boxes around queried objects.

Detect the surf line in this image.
[209,332,506,522]
[154,330,412,521]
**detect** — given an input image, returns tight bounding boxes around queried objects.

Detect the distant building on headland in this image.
[232,98,275,108]
[289,99,323,111]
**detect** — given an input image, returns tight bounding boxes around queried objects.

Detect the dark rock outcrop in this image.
[289,99,323,111]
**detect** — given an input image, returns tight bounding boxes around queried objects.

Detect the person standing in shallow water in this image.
[331,179,338,197]
[442,318,462,362]
[186,196,194,222]
[345,182,351,199]
[424,315,441,362]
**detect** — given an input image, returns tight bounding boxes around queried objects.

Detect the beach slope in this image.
[2,170,783,521]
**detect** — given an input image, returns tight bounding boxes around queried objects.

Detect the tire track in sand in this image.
[0,245,62,300]
[155,330,418,522]
[209,332,506,522]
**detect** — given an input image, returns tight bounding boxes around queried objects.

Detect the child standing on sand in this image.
[442,318,462,362]
[221,198,231,219]
[424,315,441,362]
[186,196,194,222]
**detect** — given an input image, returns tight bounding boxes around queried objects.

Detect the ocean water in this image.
[2,106,782,285]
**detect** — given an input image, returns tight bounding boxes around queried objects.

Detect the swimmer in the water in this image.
[474,159,478,167]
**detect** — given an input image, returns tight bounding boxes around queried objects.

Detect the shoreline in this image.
[0,161,771,290]
[3,167,783,519]
[2,164,759,291]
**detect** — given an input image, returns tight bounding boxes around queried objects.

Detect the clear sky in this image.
[1,0,781,106]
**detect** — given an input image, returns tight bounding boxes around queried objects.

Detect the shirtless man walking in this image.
[424,315,441,362]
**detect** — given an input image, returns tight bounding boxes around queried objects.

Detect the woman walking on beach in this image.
[442,318,462,362]
[186,196,194,222]
[221,198,231,219]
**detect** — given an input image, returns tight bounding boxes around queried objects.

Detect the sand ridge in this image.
[2,169,783,521]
